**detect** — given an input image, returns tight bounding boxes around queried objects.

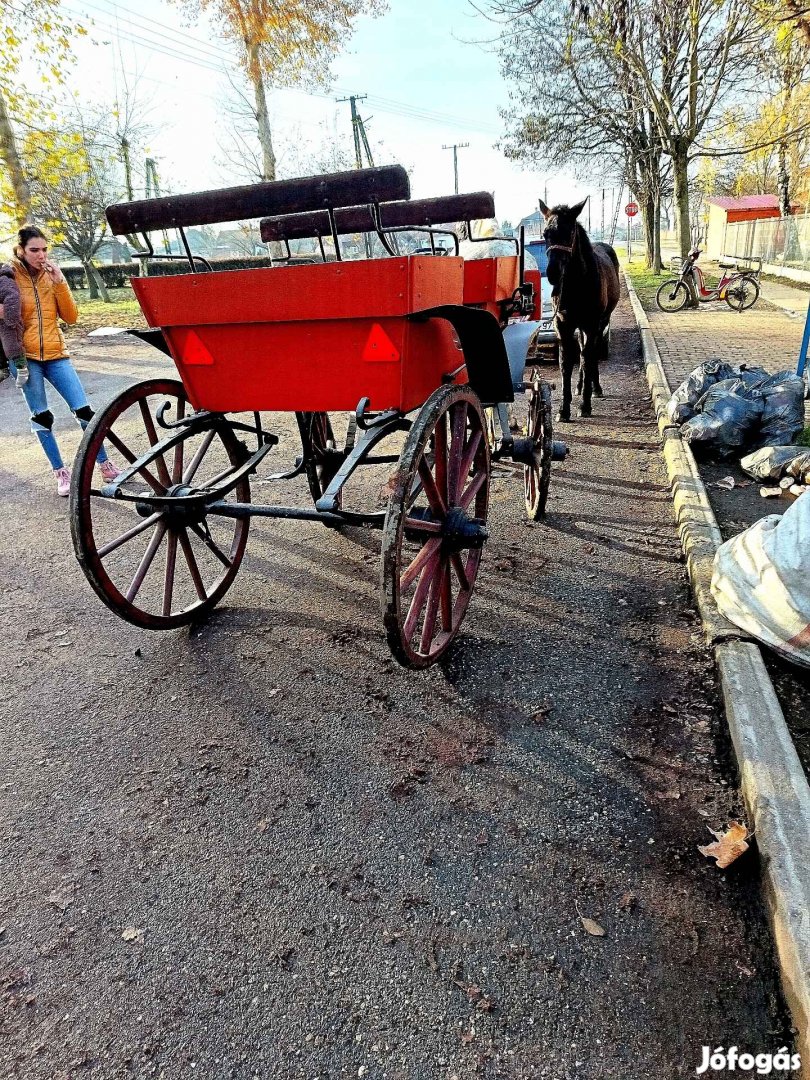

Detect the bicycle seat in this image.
[718,259,735,269]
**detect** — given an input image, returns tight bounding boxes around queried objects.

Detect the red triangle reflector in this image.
[362,323,400,362]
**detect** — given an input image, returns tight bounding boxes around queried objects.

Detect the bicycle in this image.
[655,249,761,313]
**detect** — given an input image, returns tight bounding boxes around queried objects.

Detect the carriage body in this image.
[131,256,468,414]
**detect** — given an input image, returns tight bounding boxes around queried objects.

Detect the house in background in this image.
[705,195,803,259]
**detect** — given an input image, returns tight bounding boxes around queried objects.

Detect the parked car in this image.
[524,239,557,363]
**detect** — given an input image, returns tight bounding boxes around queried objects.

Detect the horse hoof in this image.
[594,387,603,398]
[556,411,571,423]
[577,405,592,418]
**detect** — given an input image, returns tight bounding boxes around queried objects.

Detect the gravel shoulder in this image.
[0,294,795,1078]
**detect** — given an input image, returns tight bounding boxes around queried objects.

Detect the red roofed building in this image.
[706,195,803,258]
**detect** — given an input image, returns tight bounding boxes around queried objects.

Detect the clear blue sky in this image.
[58,0,624,226]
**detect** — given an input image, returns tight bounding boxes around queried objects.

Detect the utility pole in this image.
[442,142,469,195]
[601,188,605,241]
[337,94,368,171]
[337,94,376,257]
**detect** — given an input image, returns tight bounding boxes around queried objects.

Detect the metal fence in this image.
[724,212,810,269]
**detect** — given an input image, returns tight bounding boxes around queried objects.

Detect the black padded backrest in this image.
[106,165,410,236]
[259,191,496,243]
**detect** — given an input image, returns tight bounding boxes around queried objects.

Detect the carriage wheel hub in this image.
[442,507,488,550]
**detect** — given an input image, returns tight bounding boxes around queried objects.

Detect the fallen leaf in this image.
[475,831,489,847]
[121,926,144,942]
[575,901,606,937]
[715,476,736,490]
[698,821,750,869]
[256,819,270,833]
[617,891,637,912]
[460,1031,475,1044]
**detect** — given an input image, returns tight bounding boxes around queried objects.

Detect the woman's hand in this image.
[0,303,4,320]
[43,260,65,284]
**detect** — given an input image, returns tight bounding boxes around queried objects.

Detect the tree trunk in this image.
[0,89,31,225]
[248,43,276,181]
[83,259,110,302]
[653,196,662,274]
[672,146,691,261]
[642,191,656,270]
[777,140,791,218]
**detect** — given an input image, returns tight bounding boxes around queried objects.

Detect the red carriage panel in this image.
[131,257,466,413]
[462,256,520,316]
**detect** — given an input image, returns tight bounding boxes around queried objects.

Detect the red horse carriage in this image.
[70,165,558,667]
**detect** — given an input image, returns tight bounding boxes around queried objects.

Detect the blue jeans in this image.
[9,358,108,470]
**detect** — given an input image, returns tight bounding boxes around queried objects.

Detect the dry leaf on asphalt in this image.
[575,901,606,937]
[715,476,736,490]
[121,926,144,942]
[698,821,750,869]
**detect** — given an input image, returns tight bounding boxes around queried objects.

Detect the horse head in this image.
[538,198,587,295]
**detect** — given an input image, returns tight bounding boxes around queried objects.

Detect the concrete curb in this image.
[624,271,810,1070]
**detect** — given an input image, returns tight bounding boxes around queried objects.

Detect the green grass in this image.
[622,259,670,310]
[66,286,147,336]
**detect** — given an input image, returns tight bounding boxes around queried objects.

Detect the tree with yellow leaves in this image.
[0,0,86,225]
[172,0,386,181]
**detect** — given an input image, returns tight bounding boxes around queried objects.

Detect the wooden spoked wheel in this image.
[70,379,250,629]
[524,374,553,520]
[298,411,344,508]
[381,384,490,668]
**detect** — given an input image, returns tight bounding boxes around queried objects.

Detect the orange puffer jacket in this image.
[12,258,78,362]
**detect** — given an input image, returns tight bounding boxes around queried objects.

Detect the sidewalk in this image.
[624,271,810,1071]
[760,279,810,320]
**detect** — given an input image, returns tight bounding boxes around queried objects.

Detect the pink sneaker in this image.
[98,460,121,482]
[54,466,72,497]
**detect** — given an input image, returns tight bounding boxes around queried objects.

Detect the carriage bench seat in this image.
[131,257,468,414]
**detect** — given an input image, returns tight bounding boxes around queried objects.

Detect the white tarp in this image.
[711,491,810,667]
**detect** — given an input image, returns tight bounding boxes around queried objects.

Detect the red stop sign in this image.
[625,202,639,217]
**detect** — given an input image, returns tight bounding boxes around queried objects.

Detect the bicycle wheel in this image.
[724,277,759,312]
[655,279,689,313]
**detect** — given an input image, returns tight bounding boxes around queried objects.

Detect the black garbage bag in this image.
[665,361,768,425]
[753,372,806,448]
[681,378,764,455]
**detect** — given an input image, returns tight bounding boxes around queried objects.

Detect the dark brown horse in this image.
[539,198,620,422]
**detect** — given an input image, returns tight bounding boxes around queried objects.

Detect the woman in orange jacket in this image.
[2,225,120,496]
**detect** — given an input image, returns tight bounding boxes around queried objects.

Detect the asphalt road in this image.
[0,289,796,1079]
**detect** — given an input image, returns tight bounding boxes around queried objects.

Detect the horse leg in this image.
[577,333,596,418]
[593,323,608,398]
[575,330,585,396]
[556,332,576,422]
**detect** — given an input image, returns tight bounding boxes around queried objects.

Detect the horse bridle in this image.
[545,225,578,311]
